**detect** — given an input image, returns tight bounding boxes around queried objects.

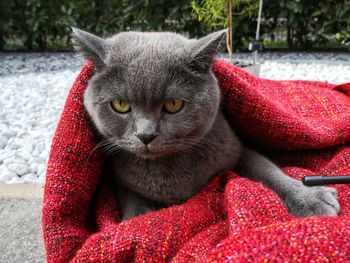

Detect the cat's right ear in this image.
[71,27,107,71]
[187,29,226,73]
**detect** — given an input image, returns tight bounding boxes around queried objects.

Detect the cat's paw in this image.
[283,183,340,217]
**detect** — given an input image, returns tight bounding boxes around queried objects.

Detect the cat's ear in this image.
[71,27,108,70]
[188,29,227,72]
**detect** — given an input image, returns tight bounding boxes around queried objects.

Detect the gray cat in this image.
[72,28,340,220]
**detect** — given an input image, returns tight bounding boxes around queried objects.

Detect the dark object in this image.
[248,41,263,51]
[135,133,158,145]
[302,175,350,186]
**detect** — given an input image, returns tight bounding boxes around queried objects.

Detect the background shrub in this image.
[262,0,350,50]
[0,0,349,51]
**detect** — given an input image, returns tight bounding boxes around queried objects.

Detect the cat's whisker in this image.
[159,141,205,156]
[87,139,112,160]
[162,136,228,155]
[104,144,123,156]
[183,136,229,152]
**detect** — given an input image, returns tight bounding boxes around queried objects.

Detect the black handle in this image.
[302,175,350,186]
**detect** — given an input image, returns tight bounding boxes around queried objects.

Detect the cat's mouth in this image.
[133,143,182,159]
[127,138,195,159]
[137,147,165,159]
[134,139,198,159]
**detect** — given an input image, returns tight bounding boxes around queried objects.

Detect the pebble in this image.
[22,173,39,184]
[0,166,17,182]
[8,163,29,176]
[1,130,17,138]
[0,136,8,149]
[36,164,46,175]
[19,150,32,161]
[29,163,39,174]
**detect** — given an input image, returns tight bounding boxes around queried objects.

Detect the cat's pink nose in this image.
[135,133,158,145]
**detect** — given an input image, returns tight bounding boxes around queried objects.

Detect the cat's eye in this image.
[111,100,131,113]
[163,99,184,114]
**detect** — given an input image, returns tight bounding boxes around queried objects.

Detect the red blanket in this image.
[42,60,350,262]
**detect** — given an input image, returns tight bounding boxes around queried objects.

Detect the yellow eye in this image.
[164,99,184,114]
[111,100,131,113]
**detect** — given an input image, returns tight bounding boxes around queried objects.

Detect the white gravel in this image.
[0,52,349,184]
[261,60,350,83]
[0,66,79,184]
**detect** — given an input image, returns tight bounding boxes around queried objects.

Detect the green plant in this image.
[1,0,349,51]
[262,39,288,49]
[192,0,259,58]
[336,29,350,46]
[0,0,205,51]
[262,0,350,50]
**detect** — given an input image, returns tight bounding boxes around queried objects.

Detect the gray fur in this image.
[72,28,339,220]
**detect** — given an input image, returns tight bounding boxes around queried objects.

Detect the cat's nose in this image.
[135,133,158,145]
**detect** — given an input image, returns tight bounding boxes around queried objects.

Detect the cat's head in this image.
[72,28,226,159]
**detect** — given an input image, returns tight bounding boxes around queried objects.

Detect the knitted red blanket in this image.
[42,60,350,262]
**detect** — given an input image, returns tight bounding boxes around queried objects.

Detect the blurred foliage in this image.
[191,0,350,51]
[191,0,258,28]
[0,0,349,51]
[336,29,350,45]
[0,0,205,51]
[191,0,259,54]
[262,0,350,50]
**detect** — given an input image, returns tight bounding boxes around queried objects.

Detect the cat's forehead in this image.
[108,32,189,49]
[106,32,190,64]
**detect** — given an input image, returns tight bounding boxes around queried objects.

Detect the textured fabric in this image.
[42,60,350,262]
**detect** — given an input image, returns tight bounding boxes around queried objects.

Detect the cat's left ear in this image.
[71,27,108,71]
[188,29,227,72]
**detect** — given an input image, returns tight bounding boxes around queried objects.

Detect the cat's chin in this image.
[132,147,174,160]
[134,149,166,160]
[137,152,163,160]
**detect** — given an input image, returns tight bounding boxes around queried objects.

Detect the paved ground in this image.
[0,184,45,263]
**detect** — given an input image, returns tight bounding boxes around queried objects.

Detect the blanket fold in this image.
[43,60,350,262]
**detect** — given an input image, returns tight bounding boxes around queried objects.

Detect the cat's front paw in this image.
[283,183,340,217]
